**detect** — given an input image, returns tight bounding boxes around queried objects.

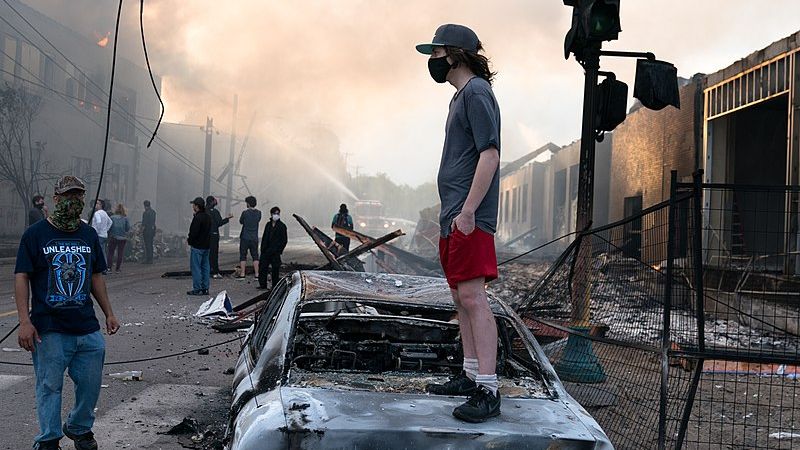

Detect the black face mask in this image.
[35,202,44,209]
[428,56,454,83]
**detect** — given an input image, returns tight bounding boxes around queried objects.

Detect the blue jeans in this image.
[190,247,210,291]
[98,237,107,266]
[32,331,105,444]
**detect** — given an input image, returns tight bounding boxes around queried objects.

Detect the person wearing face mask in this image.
[29,194,47,227]
[416,24,502,423]
[258,206,287,290]
[14,175,120,450]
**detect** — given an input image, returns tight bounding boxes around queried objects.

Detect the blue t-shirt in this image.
[438,77,501,238]
[14,220,106,335]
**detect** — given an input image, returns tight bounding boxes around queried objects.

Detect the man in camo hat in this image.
[14,175,120,450]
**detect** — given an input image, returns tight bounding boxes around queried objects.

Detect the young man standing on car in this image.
[417,24,502,423]
[15,175,120,450]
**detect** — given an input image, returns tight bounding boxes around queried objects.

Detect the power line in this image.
[0,65,221,188]
[138,0,163,148]
[88,0,124,222]
[0,4,229,190]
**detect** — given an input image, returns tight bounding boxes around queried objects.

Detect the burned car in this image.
[227,271,613,449]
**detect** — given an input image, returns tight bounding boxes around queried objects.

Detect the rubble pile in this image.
[496,253,800,355]
[488,262,551,309]
[124,223,187,262]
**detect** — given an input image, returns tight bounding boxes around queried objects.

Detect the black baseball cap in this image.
[416,24,480,55]
[190,197,205,208]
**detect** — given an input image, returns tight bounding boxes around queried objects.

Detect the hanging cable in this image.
[88,0,123,224]
[139,0,163,148]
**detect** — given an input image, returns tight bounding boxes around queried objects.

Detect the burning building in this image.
[0,1,161,236]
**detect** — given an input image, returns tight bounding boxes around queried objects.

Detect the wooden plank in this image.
[294,214,344,270]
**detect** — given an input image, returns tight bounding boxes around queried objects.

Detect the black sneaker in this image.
[425,371,477,396]
[35,439,61,450]
[187,290,205,296]
[62,424,98,450]
[452,385,501,423]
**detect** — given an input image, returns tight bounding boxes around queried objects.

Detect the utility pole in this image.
[225,95,238,238]
[572,42,601,327]
[203,116,214,197]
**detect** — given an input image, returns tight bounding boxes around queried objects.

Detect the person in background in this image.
[106,204,130,273]
[237,195,261,279]
[187,197,212,295]
[141,200,156,264]
[28,194,47,227]
[258,206,287,290]
[90,199,112,271]
[331,203,354,254]
[15,175,120,450]
[207,196,233,279]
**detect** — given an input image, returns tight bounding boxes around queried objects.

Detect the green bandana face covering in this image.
[51,197,84,231]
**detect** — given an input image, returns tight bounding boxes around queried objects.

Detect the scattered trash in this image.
[394,280,403,287]
[159,417,199,435]
[365,278,373,284]
[100,384,109,388]
[108,371,143,381]
[195,291,233,318]
[197,348,210,355]
[1,347,22,352]
[224,367,235,375]
[769,432,800,440]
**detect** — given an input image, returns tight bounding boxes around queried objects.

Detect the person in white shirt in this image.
[90,199,112,262]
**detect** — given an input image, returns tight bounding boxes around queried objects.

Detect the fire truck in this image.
[352,200,415,243]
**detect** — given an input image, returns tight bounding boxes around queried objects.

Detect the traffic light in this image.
[633,59,681,110]
[564,0,622,59]
[595,75,628,132]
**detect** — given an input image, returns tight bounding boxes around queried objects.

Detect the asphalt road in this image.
[0,240,326,450]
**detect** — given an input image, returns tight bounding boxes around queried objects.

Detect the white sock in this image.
[475,374,499,396]
[463,358,479,381]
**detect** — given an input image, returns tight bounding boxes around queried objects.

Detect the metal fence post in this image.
[692,170,706,354]
[659,171,678,450]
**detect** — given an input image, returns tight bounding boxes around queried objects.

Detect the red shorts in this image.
[439,228,498,290]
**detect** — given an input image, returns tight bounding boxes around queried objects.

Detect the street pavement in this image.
[0,240,326,449]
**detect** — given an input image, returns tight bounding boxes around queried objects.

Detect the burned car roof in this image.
[227,270,614,450]
[298,271,509,315]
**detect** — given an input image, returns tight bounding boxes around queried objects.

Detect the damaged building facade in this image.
[703,31,800,274]
[499,30,800,272]
[0,1,161,236]
[497,138,611,251]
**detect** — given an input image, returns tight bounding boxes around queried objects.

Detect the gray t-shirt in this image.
[239,208,262,241]
[437,77,501,238]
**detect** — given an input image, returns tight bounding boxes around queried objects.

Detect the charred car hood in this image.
[229,386,611,450]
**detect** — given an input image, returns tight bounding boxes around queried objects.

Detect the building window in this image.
[71,157,92,183]
[521,184,529,225]
[503,190,509,224]
[1,34,17,83]
[19,42,40,85]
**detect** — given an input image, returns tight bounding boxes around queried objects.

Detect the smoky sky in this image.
[21,0,800,186]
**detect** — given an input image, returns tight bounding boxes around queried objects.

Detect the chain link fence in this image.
[517,171,799,449]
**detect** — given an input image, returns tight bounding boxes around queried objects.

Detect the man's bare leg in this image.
[253,260,260,279]
[451,289,477,360]
[455,278,497,375]
[238,261,246,277]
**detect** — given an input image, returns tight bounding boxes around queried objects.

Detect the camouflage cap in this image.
[54,175,87,194]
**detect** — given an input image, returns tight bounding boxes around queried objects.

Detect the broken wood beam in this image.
[333,225,441,275]
[293,214,344,270]
[316,229,405,270]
